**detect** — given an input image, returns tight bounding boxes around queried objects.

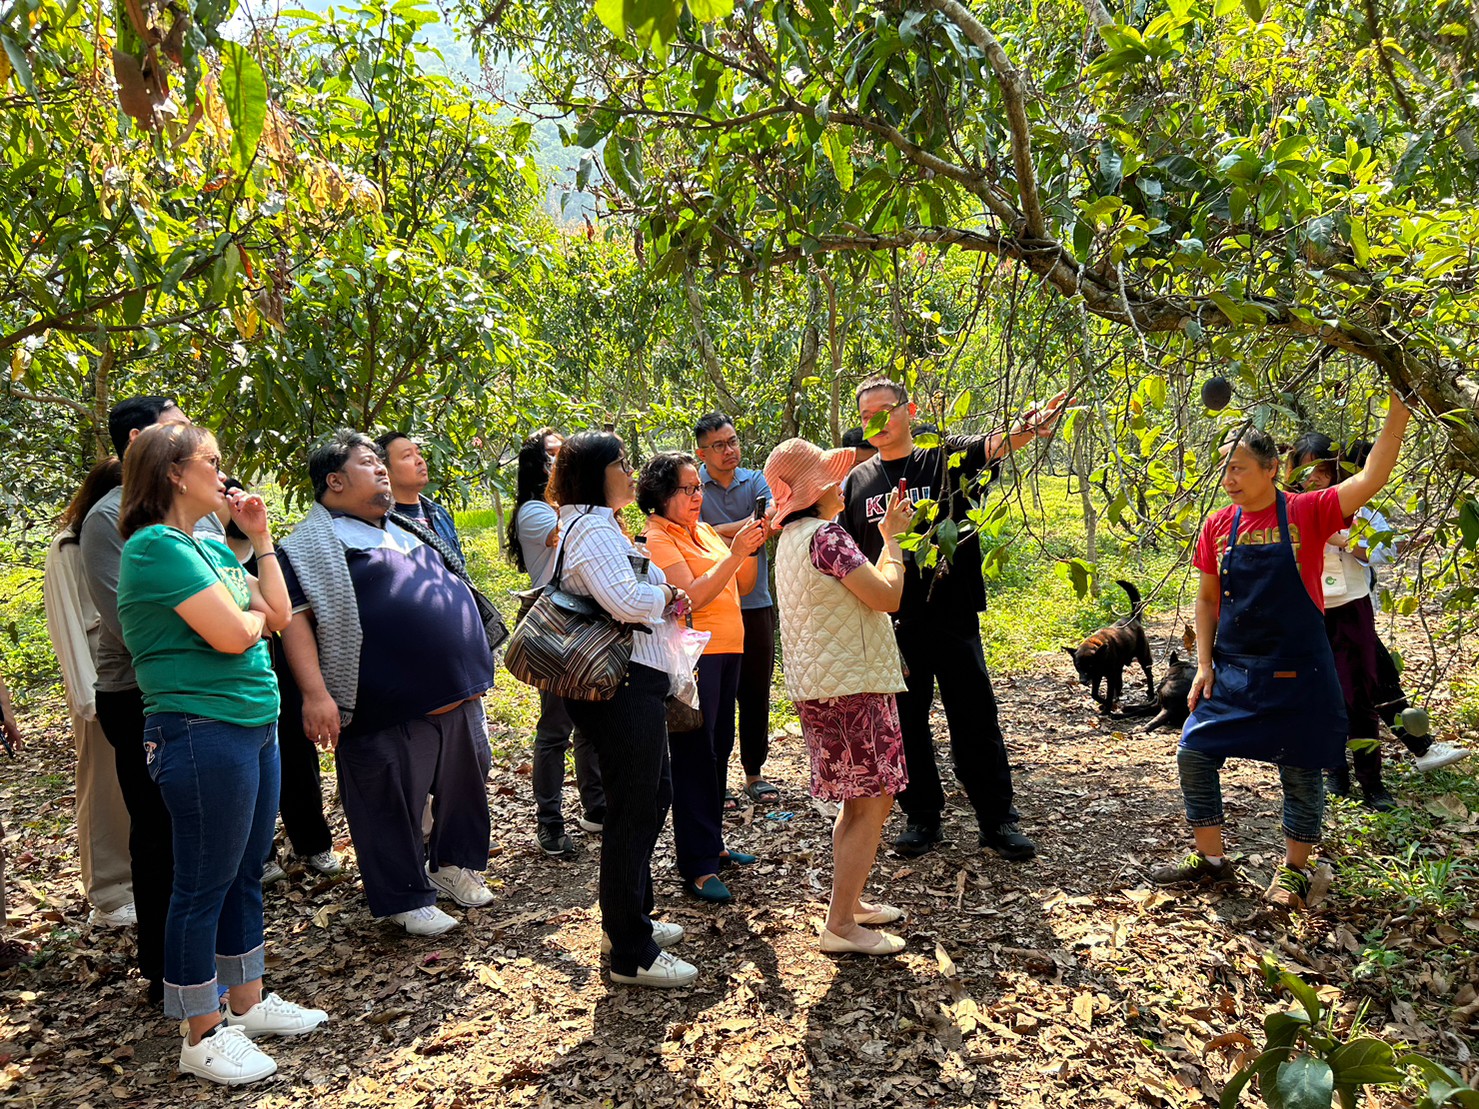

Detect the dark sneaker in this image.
[1323,765,1352,798]
[979,823,1037,861]
[1150,851,1234,887]
[891,823,943,858]
[1359,781,1398,812]
[1265,865,1312,910]
[537,826,579,858]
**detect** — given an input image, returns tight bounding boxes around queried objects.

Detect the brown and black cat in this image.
[1064,580,1154,711]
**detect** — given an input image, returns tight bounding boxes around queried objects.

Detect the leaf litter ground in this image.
[2,626,1476,1107]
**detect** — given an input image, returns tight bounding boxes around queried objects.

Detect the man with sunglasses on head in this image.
[840,377,1068,861]
[693,413,782,809]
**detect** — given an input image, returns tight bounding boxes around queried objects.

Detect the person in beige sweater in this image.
[765,439,913,956]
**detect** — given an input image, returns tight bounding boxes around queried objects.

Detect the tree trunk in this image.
[93,346,114,462]
[684,268,741,412]
[785,275,822,439]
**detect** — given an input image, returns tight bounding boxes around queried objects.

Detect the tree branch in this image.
[683,268,742,412]
[921,0,1046,238]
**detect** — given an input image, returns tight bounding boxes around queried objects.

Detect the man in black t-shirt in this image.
[841,377,1068,860]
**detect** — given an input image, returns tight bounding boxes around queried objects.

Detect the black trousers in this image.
[1372,635,1428,756]
[669,653,741,881]
[272,649,333,857]
[735,606,777,777]
[566,664,672,977]
[94,686,171,988]
[893,611,1015,830]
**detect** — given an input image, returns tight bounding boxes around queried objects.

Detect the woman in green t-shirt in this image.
[117,424,327,1087]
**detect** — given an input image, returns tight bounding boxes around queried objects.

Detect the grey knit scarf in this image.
[279,503,362,725]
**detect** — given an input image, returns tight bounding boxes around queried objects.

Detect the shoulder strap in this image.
[547,508,597,590]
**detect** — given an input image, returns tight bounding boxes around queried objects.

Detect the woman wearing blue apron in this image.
[1152,393,1411,909]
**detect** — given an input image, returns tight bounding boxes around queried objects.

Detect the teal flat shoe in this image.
[686,876,733,903]
[719,850,758,868]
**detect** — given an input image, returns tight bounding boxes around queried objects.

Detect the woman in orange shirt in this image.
[640,452,766,903]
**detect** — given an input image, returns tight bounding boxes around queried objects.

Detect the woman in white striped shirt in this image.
[545,431,697,988]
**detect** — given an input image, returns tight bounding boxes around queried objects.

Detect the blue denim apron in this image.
[1180,492,1347,769]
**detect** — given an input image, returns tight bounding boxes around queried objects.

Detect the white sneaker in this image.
[577,816,604,834]
[177,1025,277,1086]
[426,865,493,908]
[299,850,342,876]
[609,949,698,988]
[88,902,137,929]
[600,919,684,954]
[384,904,458,936]
[261,860,287,885]
[1414,742,1472,773]
[224,992,329,1039]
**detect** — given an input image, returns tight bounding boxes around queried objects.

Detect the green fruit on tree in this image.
[1201,375,1233,411]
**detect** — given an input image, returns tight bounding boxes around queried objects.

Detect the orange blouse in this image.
[644,515,745,654]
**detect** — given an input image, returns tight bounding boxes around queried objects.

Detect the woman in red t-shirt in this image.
[1151,392,1412,909]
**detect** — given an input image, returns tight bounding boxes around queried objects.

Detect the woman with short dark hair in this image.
[639,451,765,904]
[117,424,326,1085]
[544,431,696,987]
[1153,396,1412,910]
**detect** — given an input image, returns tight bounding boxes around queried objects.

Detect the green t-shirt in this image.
[117,525,279,726]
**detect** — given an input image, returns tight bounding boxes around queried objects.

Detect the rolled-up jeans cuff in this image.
[217,942,265,988]
[165,978,223,1021]
[1188,815,1224,829]
[1282,823,1321,845]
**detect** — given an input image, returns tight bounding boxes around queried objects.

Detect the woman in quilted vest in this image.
[764,438,914,955]
[639,452,767,904]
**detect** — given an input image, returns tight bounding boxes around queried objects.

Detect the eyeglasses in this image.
[674,484,704,497]
[701,436,740,453]
[609,458,634,474]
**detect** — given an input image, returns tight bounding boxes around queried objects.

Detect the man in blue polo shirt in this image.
[694,412,780,807]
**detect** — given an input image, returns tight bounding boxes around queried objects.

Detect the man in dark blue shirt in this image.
[376,430,464,561]
[694,412,780,806]
[278,431,493,937]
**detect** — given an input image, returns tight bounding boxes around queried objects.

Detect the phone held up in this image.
[750,495,768,555]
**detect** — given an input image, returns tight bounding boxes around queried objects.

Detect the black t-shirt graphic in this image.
[841,435,1000,619]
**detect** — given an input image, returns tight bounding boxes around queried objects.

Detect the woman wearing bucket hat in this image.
[765,438,915,955]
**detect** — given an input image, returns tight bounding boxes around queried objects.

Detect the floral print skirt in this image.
[796,692,908,802]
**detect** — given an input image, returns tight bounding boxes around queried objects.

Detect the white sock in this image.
[1203,854,1224,866]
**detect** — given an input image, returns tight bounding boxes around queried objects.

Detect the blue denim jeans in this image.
[1176,747,1324,844]
[144,713,280,1020]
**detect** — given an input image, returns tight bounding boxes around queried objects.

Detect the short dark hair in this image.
[108,396,179,457]
[840,426,868,449]
[309,428,381,501]
[546,430,625,509]
[1222,425,1280,470]
[374,430,412,455]
[855,376,908,406]
[1346,439,1374,470]
[119,424,214,538]
[693,412,734,444]
[222,477,247,540]
[637,451,698,516]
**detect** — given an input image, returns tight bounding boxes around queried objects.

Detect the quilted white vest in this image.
[775,517,907,702]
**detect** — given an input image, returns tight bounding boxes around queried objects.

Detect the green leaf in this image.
[1351,218,1370,265]
[1270,1056,1333,1109]
[0,33,38,103]
[1278,972,1323,1023]
[1327,1038,1400,1086]
[220,42,268,177]
[1456,499,1479,550]
[686,0,733,20]
[823,129,853,191]
[936,518,958,561]
[948,388,971,423]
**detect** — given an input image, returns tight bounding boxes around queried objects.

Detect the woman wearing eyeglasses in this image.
[639,452,766,904]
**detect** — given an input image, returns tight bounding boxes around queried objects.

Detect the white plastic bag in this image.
[654,616,710,706]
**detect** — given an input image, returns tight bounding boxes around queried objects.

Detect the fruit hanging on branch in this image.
[1200,375,1233,412]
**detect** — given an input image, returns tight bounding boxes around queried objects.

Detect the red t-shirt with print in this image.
[1192,487,1345,610]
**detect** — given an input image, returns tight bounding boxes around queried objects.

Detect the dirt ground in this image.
[2,635,1476,1108]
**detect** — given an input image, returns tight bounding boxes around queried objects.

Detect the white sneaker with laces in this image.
[224,992,329,1039]
[609,949,698,988]
[1414,741,1472,773]
[577,816,604,834]
[300,850,342,876]
[600,919,684,954]
[426,865,493,907]
[177,1025,277,1086]
[88,902,137,929]
[261,860,287,885]
[384,904,458,936]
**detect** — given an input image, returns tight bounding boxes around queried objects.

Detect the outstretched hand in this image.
[1015,389,1072,438]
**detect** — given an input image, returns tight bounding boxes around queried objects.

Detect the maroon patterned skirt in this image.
[795,692,908,801]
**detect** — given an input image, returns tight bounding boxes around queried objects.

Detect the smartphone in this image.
[753,495,767,519]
